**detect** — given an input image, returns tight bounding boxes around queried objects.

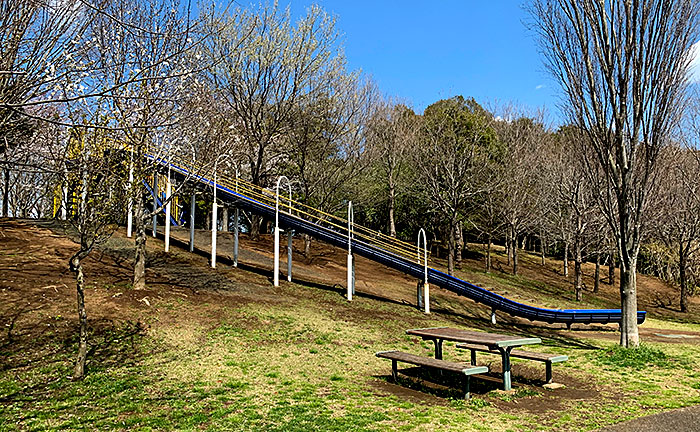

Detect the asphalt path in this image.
[601,405,700,432]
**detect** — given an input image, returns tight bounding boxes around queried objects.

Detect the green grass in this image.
[4,231,700,431]
[594,344,672,369]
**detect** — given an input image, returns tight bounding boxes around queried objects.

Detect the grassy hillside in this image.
[2,219,700,431]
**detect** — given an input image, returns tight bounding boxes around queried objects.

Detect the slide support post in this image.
[152,172,158,237]
[347,201,355,301]
[189,193,195,252]
[233,207,239,267]
[274,176,292,287]
[164,170,171,252]
[211,168,217,269]
[418,228,430,314]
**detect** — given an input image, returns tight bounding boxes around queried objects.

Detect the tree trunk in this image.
[304,233,311,257]
[206,205,212,231]
[540,231,546,265]
[619,259,640,348]
[447,221,456,276]
[512,231,518,275]
[563,241,569,277]
[574,240,582,301]
[133,197,147,290]
[2,167,9,217]
[594,253,600,293]
[250,214,262,240]
[608,249,615,285]
[221,207,228,232]
[388,182,396,238]
[71,259,88,380]
[506,229,512,266]
[680,244,688,313]
[455,224,463,268]
[485,234,492,272]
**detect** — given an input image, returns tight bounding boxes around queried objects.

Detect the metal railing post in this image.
[347,201,355,301]
[274,176,292,286]
[211,167,217,269]
[126,159,133,238]
[418,228,429,314]
[152,172,158,237]
[164,167,171,252]
[233,169,239,267]
[189,192,195,252]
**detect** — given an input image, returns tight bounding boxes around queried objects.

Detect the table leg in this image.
[498,347,513,391]
[433,339,443,360]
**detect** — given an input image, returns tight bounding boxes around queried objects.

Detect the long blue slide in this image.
[158,158,646,326]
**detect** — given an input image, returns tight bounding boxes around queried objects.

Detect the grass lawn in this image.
[2,219,700,431]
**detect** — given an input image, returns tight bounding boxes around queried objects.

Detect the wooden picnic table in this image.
[406,327,542,391]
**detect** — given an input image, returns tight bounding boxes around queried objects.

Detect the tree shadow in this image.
[0,319,149,402]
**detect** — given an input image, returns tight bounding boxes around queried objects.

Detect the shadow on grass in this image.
[372,366,502,400]
[0,320,148,403]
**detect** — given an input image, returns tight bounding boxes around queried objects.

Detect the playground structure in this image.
[130,153,647,327]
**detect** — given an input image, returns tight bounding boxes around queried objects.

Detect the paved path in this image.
[601,405,700,431]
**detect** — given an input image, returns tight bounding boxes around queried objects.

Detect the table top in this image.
[406,327,541,348]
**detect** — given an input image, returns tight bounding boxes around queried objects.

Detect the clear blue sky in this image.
[281,1,558,115]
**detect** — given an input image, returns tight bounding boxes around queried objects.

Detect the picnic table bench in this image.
[456,343,568,384]
[406,327,542,391]
[376,350,488,399]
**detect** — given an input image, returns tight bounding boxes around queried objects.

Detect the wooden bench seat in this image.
[455,343,568,384]
[376,350,488,398]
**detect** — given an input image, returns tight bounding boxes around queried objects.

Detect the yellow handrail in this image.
[150,151,429,265]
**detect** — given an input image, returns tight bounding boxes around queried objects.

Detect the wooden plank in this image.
[405,327,541,348]
[375,351,488,375]
[456,343,569,363]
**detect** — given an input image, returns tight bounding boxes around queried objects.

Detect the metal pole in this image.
[287,229,293,282]
[164,170,171,252]
[418,228,430,314]
[274,175,292,287]
[233,170,239,267]
[61,184,68,220]
[152,172,158,237]
[211,168,217,269]
[233,207,239,267]
[189,193,195,252]
[126,161,133,237]
[347,201,354,301]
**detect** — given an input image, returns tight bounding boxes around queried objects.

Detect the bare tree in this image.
[653,145,700,312]
[202,2,341,238]
[366,99,418,238]
[494,109,547,275]
[81,0,206,290]
[60,126,127,379]
[531,0,699,347]
[285,71,376,254]
[415,96,494,276]
[553,126,607,301]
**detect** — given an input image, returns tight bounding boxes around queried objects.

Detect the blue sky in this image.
[281,1,558,115]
